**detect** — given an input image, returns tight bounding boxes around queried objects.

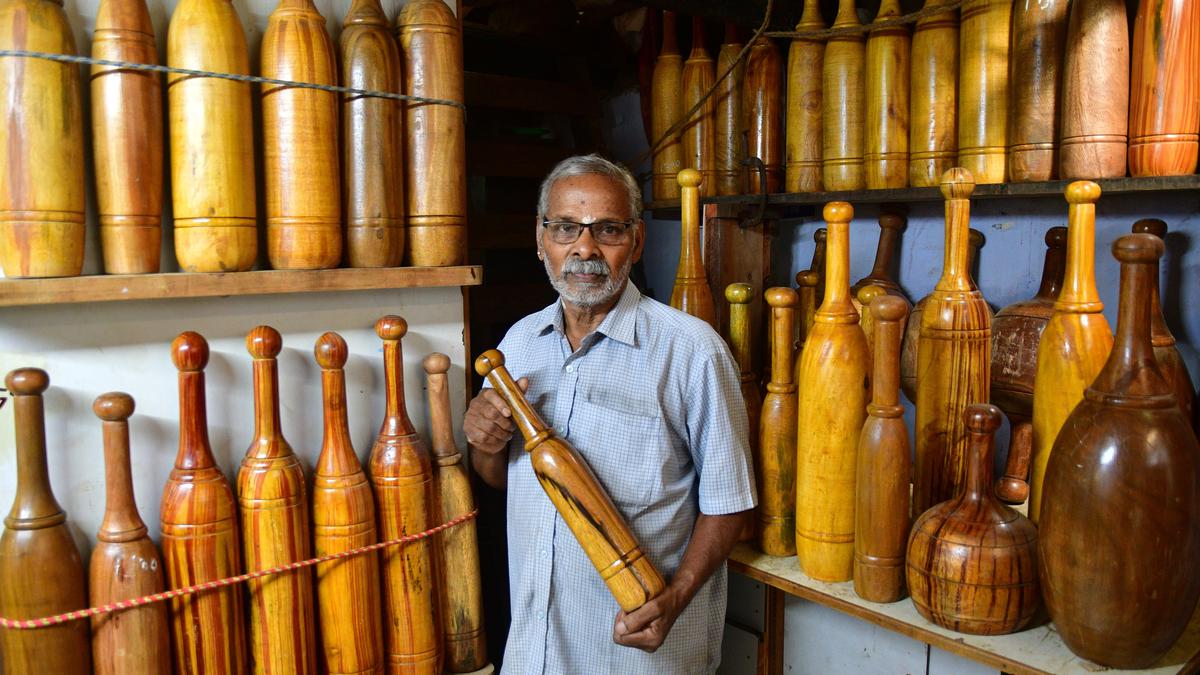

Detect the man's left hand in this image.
[611,586,685,653]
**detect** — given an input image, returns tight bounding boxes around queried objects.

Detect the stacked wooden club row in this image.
[0,318,488,675]
[648,0,1199,198]
[667,165,1200,669]
[0,0,466,279]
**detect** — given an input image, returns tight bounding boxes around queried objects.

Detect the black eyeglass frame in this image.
[538,217,638,246]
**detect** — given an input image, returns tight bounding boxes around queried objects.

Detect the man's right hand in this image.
[465,378,528,489]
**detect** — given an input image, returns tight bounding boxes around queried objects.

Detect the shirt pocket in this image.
[567,395,668,513]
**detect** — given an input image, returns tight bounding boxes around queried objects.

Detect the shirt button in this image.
[537,610,545,619]
[565,364,575,373]
[540,548,548,558]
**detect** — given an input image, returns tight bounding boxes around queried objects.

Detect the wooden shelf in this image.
[728,543,1200,675]
[0,265,482,308]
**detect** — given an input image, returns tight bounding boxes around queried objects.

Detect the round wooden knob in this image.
[246,325,282,359]
[765,286,798,308]
[823,201,854,224]
[375,315,408,341]
[878,211,906,231]
[856,284,886,308]
[798,270,820,288]
[1046,226,1067,249]
[4,367,49,395]
[314,331,347,370]
[1064,180,1101,204]
[725,282,754,304]
[963,402,1002,434]
[1132,218,1167,239]
[474,349,505,377]
[871,294,908,322]
[171,331,210,372]
[94,392,135,421]
[423,352,451,375]
[677,168,702,189]
[969,228,985,250]
[813,228,826,245]
[1112,232,1164,265]
[939,167,976,199]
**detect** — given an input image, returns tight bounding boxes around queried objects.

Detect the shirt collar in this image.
[535,281,642,347]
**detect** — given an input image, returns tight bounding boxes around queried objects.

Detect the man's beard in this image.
[544,255,632,308]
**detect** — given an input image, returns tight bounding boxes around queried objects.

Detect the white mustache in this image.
[560,258,610,277]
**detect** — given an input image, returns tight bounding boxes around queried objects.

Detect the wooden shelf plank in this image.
[728,543,1200,675]
[0,266,482,308]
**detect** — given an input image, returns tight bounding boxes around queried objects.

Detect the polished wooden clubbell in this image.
[784,0,825,193]
[651,10,684,201]
[758,287,799,556]
[714,21,745,196]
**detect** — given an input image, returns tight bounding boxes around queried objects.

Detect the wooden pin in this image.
[864,0,910,189]
[682,16,716,197]
[821,0,866,191]
[714,21,746,196]
[651,11,684,201]
[1059,0,1129,179]
[1006,0,1070,182]
[908,0,959,187]
[1132,219,1195,424]
[745,35,784,193]
[758,287,799,556]
[1128,0,1200,176]
[784,0,826,193]
[852,210,908,298]
[670,169,717,328]
[957,0,1012,184]
[726,282,761,542]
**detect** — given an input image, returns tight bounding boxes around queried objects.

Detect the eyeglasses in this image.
[541,219,635,246]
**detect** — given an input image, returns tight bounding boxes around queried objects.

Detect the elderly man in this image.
[465,154,755,674]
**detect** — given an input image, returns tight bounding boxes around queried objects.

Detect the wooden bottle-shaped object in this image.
[682,16,715,197]
[1128,0,1200,176]
[475,349,667,609]
[167,0,256,273]
[795,202,870,582]
[1028,182,1111,522]
[397,0,467,266]
[907,404,1040,634]
[341,0,404,268]
[714,21,745,196]
[424,353,488,672]
[856,285,887,362]
[758,287,799,556]
[784,0,825,193]
[162,333,247,674]
[1059,0,1128,179]
[1006,0,1069,182]
[991,226,1066,504]
[908,0,958,187]
[914,169,992,515]
[745,35,783,193]
[864,0,910,189]
[957,0,1011,184]
[0,0,84,278]
[852,210,907,296]
[92,0,162,274]
[854,296,910,603]
[809,227,828,303]
[822,0,866,192]
[795,270,820,352]
[239,326,317,674]
[726,283,761,448]
[651,10,684,200]
[1132,219,1196,423]
[90,392,170,674]
[0,369,90,672]
[1040,233,1200,668]
[313,332,384,675]
[371,316,441,673]
[670,169,717,328]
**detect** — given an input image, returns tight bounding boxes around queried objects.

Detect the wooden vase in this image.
[865,0,910,189]
[670,169,717,328]
[1039,233,1200,668]
[90,393,170,675]
[744,35,783,193]
[852,210,907,297]
[0,0,84,278]
[822,0,865,192]
[714,21,745,196]
[1128,0,1200,177]
[795,202,870,582]
[651,10,684,201]
[92,0,162,274]
[682,16,716,197]
[1059,0,1128,179]
[785,0,825,193]
[1132,219,1195,423]
[167,0,256,273]
[957,0,1011,184]
[341,0,405,268]
[0,369,91,673]
[1028,181,1111,522]
[1006,0,1069,182]
[758,287,799,556]
[397,0,467,266]
[853,296,911,603]
[907,404,1040,635]
[908,0,958,187]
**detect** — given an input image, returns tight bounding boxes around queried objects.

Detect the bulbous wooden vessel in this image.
[652,10,684,200]
[864,0,909,189]
[0,0,84,278]
[1128,0,1200,177]
[1039,233,1200,669]
[670,169,717,328]
[1132,219,1195,424]
[907,404,1040,635]
[714,22,745,196]
[908,0,958,187]
[1059,0,1128,179]
[682,16,715,197]
[784,0,825,193]
[759,287,799,556]
[957,0,1011,184]
[745,35,783,192]
[1006,0,1069,182]
[821,0,865,191]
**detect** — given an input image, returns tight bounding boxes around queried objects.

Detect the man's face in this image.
[538,174,645,309]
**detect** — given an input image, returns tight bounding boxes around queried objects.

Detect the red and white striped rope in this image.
[0,508,478,630]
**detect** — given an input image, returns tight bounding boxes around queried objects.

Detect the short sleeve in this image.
[683,349,758,515]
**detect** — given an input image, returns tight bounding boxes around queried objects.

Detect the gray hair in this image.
[536,154,643,225]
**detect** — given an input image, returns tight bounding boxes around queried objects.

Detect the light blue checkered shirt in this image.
[493,282,757,675]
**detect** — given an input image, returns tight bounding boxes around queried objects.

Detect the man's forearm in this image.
[470,445,508,490]
[669,510,751,605]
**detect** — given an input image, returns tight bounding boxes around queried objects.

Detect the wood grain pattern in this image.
[0,369,91,673]
[865,0,909,190]
[1028,181,1111,522]
[476,350,667,611]
[795,269,820,353]
[795,202,870,582]
[758,287,799,556]
[682,16,716,197]
[167,0,256,273]
[371,316,442,674]
[853,296,910,603]
[397,0,467,266]
[0,0,84,278]
[163,333,248,674]
[1006,0,1069,182]
[907,404,1040,635]
[744,35,784,193]
[852,210,907,297]
[914,169,992,515]
[341,0,404,268]
[908,0,958,187]
[1132,218,1196,423]
[1128,0,1200,176]
[821,0,865,192]
[652,10,684,201]
[313,332,384,675]
[239,326,317,674]
[90,392,170,675]
[1059,0,1128,179]
[670,169,717,328]
[1039,233,1200,668]
[957,0,1011,184]
[784,0,825,193]
[91,0,162,274]
[855,285,886,367]
[714,21,745,196]
[727,282,761,542]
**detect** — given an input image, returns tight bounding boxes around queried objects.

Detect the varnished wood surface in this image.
[908,0,958,188]
[1059,0,1128,179]
[758,287,799,556]
[727,282,761,543]
[784,0,825,193]
[821,0,865,192]
[682,16,715,197]
[864,0,909,190]
[714,21,745,197]
[1128,0,1200,177]
[670,169,718,328]
[958,0,1011,184]
[744,35,783,193]
[852,210,907,297]
[651,10,683,201]
[1006,0,1069,182]
[856,285,886,369]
